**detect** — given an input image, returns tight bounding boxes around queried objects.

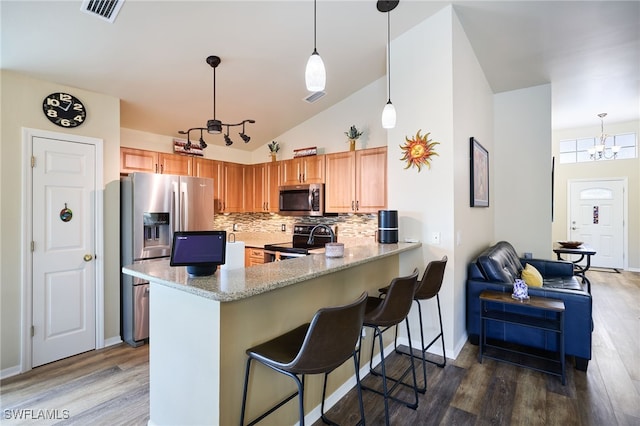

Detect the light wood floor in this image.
[1,269,638,425]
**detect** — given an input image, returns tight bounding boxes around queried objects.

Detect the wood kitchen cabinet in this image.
[194,157,225,213]
[223,162,247,213]
[120,147,192,176]
[120,147,158,174]
[249,162,280,213]
[281,155,325,185]
[245,247,265,266]
[325,147,387,213]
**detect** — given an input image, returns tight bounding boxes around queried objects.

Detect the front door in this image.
[568,179,625,269]
[32,136,97,367]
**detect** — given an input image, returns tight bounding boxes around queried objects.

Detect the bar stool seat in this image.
[361,269,420,426]
[379,255,448,393]
[240,292,368,426]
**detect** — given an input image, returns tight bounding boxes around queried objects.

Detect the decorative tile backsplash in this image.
[213,213,378,238]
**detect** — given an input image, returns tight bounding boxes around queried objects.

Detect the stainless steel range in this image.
[264,223,336,262]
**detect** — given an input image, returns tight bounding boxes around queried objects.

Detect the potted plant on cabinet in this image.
[268,141,280,162]
[344,125,363,151]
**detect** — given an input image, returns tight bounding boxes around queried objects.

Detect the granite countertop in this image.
[122,242,421,302]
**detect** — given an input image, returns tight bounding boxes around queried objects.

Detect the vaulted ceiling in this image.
[2,1,639,151]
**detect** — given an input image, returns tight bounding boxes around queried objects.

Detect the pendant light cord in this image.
[387,8,391,102]
[212,65,216,119]
[313,0,318,53]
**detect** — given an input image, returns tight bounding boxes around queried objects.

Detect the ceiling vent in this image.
[81,0,124,23]
[303,91,326,104]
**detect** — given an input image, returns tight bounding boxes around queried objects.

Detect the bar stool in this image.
[361,269,420,426]
[379,255,448,394]
[240,292,368,426]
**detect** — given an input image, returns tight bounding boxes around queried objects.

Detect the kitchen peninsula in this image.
[122,241,421,426]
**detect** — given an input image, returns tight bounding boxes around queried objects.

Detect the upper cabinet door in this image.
[325,151,356,213]
[355,147,387,213]
[158,153,192,176]
[120,147,158,174]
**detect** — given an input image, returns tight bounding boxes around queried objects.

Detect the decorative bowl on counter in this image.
[325,242,345,258]
[557,241,583,249]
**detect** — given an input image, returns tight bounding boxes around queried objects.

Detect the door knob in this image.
[571,227,577,230]
[84,254,93,262]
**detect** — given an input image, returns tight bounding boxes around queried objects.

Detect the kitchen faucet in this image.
[307,224,336,245]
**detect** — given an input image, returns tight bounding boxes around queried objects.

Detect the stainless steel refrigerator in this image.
[120,172,214,346]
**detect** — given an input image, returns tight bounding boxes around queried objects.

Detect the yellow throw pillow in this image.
[521,263,543,287]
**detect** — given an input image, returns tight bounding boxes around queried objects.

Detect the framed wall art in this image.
[470,137,489,207]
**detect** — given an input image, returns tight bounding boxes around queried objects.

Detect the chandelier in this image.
[588,113,620,160]
[179,55,255,149]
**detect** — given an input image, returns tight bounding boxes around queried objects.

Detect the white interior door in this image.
[32,136,97,367]
[568,179,625,269]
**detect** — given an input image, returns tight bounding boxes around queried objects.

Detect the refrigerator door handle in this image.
[172,181,179,234]
[181,181,187,230]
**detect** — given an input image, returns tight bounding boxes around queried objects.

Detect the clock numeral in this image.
[73,103,84,112]
[60,118,72,127]
[73,115,84,123]
[59,93,72,102]
[46,98,61,107]
[47,109,58,118]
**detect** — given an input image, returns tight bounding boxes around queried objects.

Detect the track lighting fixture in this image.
[179,55,255,148]
[378,1,398,129]
[305,0,326,92]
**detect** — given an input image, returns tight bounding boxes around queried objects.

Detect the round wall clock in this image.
[42,92,87,128]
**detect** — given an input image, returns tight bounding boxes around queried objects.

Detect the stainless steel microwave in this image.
[278,184,324,216]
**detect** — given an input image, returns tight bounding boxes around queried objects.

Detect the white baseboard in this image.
[103,336,123,347]
[1,364,22,380]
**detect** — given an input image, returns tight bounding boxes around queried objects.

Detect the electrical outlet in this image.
[281,224,286,232]
[431,232,441,245]
[233,223,239,232]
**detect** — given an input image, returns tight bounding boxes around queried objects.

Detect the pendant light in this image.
[378,1,399,129]
[305,0,326,92]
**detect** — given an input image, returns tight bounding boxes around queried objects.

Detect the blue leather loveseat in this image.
[467,241,592,371]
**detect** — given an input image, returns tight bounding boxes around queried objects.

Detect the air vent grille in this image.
[303,91,326,104]
[81,0,124,23]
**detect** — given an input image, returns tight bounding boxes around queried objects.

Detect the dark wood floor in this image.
[1,269,638,425]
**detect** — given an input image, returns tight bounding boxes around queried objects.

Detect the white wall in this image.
[494,84,553,258]
[451,10,495,352]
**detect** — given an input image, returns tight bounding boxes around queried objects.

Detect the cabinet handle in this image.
[356,200,359,211]
[351,201,355,211]
[155,164,158,173]
[160,164,164,174]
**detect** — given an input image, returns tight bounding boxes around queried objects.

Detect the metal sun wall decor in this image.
[399,129,439,171]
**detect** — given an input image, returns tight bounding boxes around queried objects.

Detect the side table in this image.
[553,244,596,293]
[479,290,566,385]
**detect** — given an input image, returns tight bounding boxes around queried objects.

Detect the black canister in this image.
[378,210,398,244]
